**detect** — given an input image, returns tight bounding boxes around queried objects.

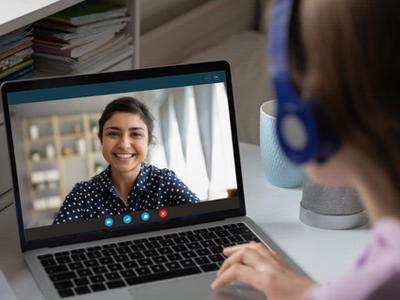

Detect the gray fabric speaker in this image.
[300,176,368,229]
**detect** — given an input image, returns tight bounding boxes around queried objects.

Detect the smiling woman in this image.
[53,97,200,224]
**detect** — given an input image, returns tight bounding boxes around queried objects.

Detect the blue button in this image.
[104,217,114,227]
[123,214,132,224]
[141,212,150,222]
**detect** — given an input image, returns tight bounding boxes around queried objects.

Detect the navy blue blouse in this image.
[53,164,199,224]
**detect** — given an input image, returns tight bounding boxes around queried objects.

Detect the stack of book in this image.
[0,27,34,83]
[33,2,133,75]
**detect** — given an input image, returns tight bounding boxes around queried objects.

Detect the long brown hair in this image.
[289,0,400,192]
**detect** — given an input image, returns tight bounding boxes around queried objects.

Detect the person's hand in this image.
[211,242,318,300]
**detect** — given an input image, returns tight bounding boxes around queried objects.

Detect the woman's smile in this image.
[114,153,136,160]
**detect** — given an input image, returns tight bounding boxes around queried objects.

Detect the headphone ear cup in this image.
[276,98,319,164]
[276,97,341,164]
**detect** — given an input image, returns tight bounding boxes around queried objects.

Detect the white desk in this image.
[0,143,370,299]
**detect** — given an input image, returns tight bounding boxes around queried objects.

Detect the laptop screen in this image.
[1,61,245,249]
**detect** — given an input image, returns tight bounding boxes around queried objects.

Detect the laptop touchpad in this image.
[128,273,266,300]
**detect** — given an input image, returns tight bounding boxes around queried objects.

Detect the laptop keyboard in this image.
[38,222,260,298]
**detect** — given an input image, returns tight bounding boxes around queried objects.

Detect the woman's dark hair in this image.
[289,0,400,193]
[98,97,154,144]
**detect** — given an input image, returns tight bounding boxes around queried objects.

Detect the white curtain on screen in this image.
[159,95,186,181]
[194,83,236,199]
[172,87,209,200]
[147,83,237,201]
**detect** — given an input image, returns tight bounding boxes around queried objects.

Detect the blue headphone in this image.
[268,0,340,164]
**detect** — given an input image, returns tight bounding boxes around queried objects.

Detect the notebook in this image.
[0,61,303,299]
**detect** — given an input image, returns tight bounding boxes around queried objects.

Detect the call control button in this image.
[159,209,168,219]
[104,217,114,227]
[123,214,132,224]
[141,212,150,222]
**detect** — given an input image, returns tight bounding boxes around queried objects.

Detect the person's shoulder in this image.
[308,263,400,300]
[64,180,87,200]
[374,218,400,244]
[143,165,183,186]
[370,270,400,298]
[147,164,177,178]
[70,169,108,193]
[68,179,93,193]
[88,167,111,186]
[89,171,104,185]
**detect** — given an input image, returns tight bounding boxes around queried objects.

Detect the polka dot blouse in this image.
[53,163,200,224]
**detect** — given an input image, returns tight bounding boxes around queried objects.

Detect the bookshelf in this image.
[0,0,140,212]
[22,113,107,213]
[0,0,140,68]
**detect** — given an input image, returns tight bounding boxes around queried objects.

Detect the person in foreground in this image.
[212,0,400,299]
[54,97,199,224]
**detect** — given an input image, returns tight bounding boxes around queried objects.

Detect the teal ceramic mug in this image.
[260,100,304,188]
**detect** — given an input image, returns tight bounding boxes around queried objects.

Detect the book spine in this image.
[33,44,71,57]
[0,59,33,79]
[0,48,33,72]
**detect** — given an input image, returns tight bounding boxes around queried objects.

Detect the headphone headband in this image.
[268,0,340,164]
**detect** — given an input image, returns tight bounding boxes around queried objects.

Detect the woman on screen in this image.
[53,97,199,224]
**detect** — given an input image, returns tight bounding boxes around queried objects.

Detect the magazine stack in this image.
[33,2,133,75]
[0,27,34,83]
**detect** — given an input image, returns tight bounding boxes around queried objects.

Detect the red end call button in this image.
[159,209,168,219]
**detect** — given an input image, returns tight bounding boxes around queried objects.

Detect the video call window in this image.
[9,83,237,229]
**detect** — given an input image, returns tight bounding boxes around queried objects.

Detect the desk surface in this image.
[0,143,370,299]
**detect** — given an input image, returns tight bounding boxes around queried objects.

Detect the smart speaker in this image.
[300,176,368,229]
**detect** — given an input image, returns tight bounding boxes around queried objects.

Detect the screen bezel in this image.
[1,61,246,252]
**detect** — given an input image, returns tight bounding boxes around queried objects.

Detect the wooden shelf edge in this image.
[0,0,84,37]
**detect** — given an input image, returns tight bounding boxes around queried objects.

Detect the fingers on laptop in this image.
[222,242,285,266]
[211,242,317,300]
[218,243,279,275]
[211,242,284,293]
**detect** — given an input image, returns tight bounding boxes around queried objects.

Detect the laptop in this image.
[1,61,304,300]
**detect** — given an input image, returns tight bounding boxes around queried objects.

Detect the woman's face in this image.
[101,112,149,176]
